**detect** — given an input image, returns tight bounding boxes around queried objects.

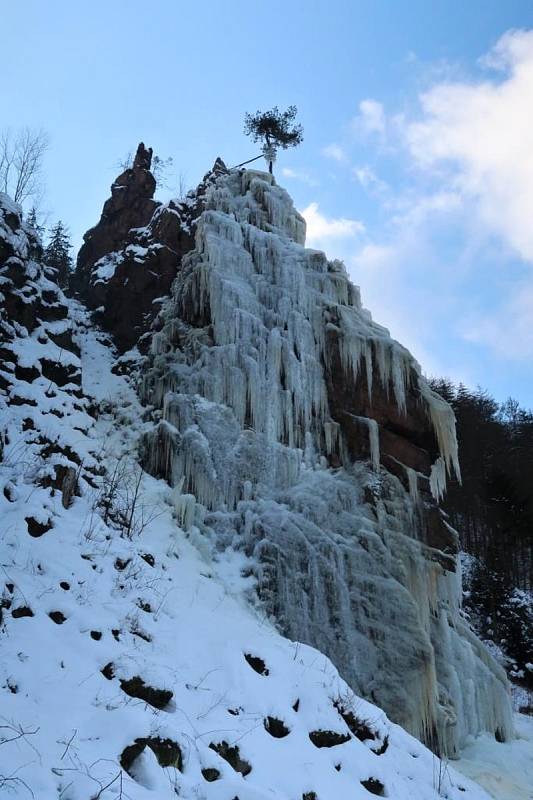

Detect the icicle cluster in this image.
[142,169,459,504]
[139,169,512,756]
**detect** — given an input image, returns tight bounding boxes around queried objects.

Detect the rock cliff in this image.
[74,145,227,351]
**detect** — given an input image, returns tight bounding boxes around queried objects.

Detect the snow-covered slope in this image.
[0,295,493,800]
[0,179,516,799]
[138,169,512,756]
[456,713,533,800]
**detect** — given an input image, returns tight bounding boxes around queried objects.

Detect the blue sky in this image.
[3,0,533,407]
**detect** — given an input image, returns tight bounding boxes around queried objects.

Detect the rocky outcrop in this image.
[324,330,457,559]
[326,335,436,469]
[74,145,228,352]
[68,151,512,756]
[76,143,157,288]
[0,193,95,505]
[0,194,80,394]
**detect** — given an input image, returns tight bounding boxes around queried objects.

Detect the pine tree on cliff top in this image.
[44,220,73,289]
[244,106,303,174]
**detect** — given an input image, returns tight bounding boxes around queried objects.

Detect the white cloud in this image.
[390,190,462,226]
[345,30,533,385]
[322,143,347,162]
[281,167,318,186]
[351,242,396,271]
[301,202,364,247]
[353,165,388,193]
[356,99,386,135]
[303,31,533,399]
[405,29,533,261]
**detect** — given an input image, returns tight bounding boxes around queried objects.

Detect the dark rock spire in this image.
[133,142,153,171]
[73,148,229,352]
[74,143,158,296]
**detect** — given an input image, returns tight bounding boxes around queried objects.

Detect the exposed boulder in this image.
[120,736,182,775]
[119,675,173,709]
[309,730,352,748]
[209,741,252,776]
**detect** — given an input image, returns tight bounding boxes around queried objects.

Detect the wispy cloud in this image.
[301,202,364,248]
[281,167,319,187]
[354,99,386,135]
[352,165,388,194]
[322,143,347,162]
[328,30,533,396]
[462,281,533,360]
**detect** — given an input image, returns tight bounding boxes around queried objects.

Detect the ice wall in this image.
[139,169,512,756]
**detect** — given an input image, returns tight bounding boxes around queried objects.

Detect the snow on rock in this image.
[139,169,512,757]
[73,149,227,352]
[0,197,96,509]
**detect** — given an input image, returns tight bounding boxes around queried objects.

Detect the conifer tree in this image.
[430,377,533,688]
[44,220,73,288]
[244,106,303,174]
[26,207,45,241]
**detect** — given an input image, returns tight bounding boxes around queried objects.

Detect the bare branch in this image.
[0,127,49,204]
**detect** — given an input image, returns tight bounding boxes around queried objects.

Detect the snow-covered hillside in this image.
[0,172,521,800]
[0,296,492,799]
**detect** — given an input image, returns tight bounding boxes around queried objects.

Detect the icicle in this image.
[142,169,467,509]
[151,330,169,355]
[323,420,340,456]
[429,457,447,502]
[420,380,462,491]
[407,467,419,504]
[171,481,196,531]
[367,418,380,471]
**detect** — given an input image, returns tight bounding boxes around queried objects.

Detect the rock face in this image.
[76,143,158,285]
[0,193,95,505]
[136,168,513,756]
[1,196,69,345]
[0,194,80,393]
[74,144,227,351]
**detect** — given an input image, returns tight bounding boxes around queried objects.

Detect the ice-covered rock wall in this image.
[0,194,497,798]
[137,169,512,756]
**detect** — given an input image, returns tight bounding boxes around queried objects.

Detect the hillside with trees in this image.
[430,379,533,698]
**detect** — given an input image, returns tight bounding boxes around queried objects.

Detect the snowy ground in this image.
[0,187,528,800]
[455,714,533,800]
[0,308,498,800]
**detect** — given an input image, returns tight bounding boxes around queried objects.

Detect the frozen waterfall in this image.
[139,168,512,757]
